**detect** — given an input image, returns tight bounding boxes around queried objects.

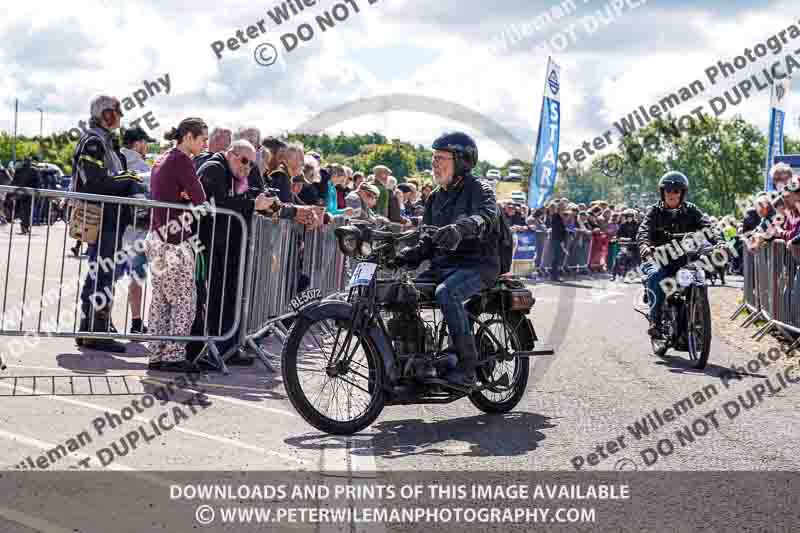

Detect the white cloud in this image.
[0,0,794,167]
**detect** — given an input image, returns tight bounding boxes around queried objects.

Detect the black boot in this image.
[445,334,478,390]
[648,311,664,339]
[81,311,126,353]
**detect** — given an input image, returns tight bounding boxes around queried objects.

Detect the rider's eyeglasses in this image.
[663,185,682,193]
[432,155,454,163]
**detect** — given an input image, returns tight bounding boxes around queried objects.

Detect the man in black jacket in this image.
[188,140,316,365]
[10,159,40,234]
[638,171,713,338]
[74,95,145,353]
[395,132,498,390]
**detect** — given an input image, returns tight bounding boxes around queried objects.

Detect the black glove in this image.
[433,224,463,251]
[392,249,417,269]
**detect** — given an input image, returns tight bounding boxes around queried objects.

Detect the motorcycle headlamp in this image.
[334,226,364,257]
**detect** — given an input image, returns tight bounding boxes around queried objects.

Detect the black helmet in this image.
[658,171,689,201]
[432,132,478,177]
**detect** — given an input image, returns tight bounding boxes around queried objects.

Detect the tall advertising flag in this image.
[528,57,561,209]
[765,75,791,190]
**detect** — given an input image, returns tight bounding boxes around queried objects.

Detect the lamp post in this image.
[36,108,43,159]
[11,99,18,165]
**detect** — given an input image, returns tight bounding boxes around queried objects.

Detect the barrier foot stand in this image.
[192,342,230,376]
[740,310,763,328]
[729,303,747,321]
[784,336,800,356]
[247,338,277,373]
[752,320,775,341]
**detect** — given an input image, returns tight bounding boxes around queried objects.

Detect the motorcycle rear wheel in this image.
[468,311,532,414]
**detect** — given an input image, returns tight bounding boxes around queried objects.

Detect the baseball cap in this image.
[123,126,156,145]
[397,183,413,193]
[90,95,123,119]
[359,183,380,197]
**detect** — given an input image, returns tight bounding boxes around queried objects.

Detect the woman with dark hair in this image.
[146,118,208,371]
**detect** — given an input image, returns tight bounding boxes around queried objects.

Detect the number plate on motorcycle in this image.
[350,262,377,286]
[289,288,322,312]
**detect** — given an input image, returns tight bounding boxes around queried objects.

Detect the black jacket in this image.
[197,153,256,220]
[549,212,566,242]
[616,220,639,240]
[198,152,298,221]
[741,207,763,234]
[268,164,292,203]
[637,200,712,260]
[406,174,500,282]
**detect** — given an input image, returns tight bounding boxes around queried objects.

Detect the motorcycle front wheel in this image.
[686,287,712,369]
[281,314,386,435]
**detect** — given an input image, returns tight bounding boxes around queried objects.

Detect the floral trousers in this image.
[145,238,197,363]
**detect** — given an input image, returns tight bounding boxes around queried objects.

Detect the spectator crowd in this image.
[3,93,789,373]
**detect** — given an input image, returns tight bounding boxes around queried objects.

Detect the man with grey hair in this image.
[187,138,285,364]
[234,127,269,193]
[74,94,145,353]
[194,127,232,170]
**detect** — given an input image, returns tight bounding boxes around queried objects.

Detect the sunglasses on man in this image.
[239,156,253,168]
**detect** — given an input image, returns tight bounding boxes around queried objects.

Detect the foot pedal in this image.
[514,346,555,357]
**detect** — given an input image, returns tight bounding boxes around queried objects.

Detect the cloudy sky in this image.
[1,0,798,165]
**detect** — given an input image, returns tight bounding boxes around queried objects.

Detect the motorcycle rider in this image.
[638,171,713,338]
[394,132,499,391]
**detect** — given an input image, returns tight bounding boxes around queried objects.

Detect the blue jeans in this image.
[415,267,484,339]
[642,261,679,322]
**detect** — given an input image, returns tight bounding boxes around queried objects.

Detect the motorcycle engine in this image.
[386,312,433,356]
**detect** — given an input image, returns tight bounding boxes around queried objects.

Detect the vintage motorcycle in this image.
[611,237,641,282]
[638,233,715,369]
[281,222,553,435]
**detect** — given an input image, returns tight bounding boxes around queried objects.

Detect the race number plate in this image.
[350,262,377,287]
[289,288,322,312]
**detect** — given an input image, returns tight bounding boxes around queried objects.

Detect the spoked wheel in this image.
[281,315,385,435]
[468,312,531,414]
[685,288,711,369]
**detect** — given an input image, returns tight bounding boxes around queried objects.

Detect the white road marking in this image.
[0,427,132,471]
[0,381,307,466]
[140,377,297,418]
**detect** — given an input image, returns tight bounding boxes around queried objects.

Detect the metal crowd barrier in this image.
[301,220,349,298]
[733,239,800,352]
[0,185,248,372]
[238,216,353,371]
[564,231,593,275]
